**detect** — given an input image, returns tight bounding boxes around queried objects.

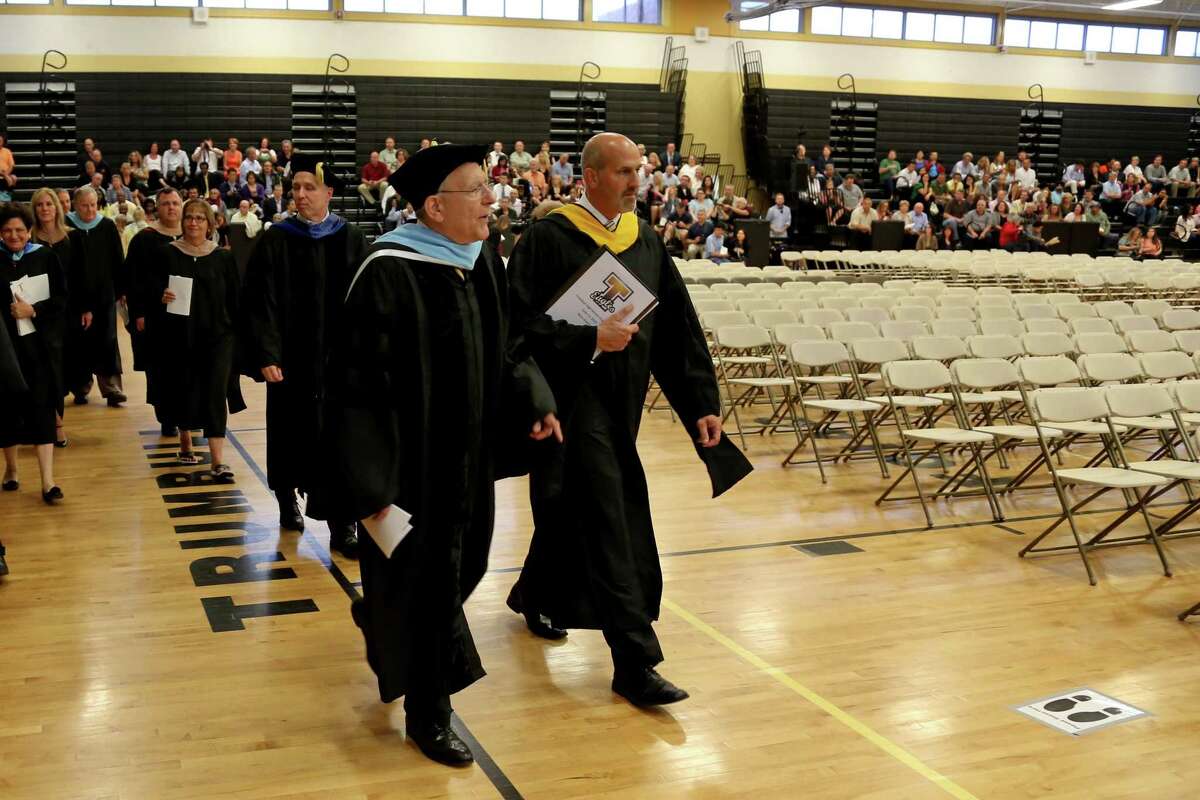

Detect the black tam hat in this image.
[288,152,345,190]
[387,143,489,208]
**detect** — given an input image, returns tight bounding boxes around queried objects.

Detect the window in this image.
[0,0,54,4]
[1176,29,1200,58]
[591,0,658,24]
[738,1,802,32]
[65,0,205,4]
[797,5,994,45]
[1004,17,1166,56]
[205,0,328,7]
[344,0,580,18]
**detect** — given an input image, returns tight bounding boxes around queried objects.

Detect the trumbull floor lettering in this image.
[141,433,320,633]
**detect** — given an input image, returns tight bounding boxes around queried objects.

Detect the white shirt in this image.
[1014,167,1038,189]
[679,164,698,185]
[491,183,515,210]
[229,210,262,238]
[577,192,620,231]
[144,154,162,174]
[1124,163,1144,180]
[162,149,189,177]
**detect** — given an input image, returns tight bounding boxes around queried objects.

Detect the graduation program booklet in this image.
[544,246,658,330]
[360,505,413,559]
[166,275,193,317]
[9,273,50,336]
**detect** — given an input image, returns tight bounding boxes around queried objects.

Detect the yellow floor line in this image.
[662,597,981,800]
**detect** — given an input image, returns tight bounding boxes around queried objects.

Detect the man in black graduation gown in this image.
[506,132,750,707]
[240,153,367,558]
[65,185,127,408]
[312,145,560,766]
[126,187,184,436]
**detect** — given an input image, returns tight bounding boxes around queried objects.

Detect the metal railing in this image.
[37,49,69,182]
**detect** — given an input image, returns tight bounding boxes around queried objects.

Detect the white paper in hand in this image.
[544,247,658,328]
[8,280,37,337]
[360,505,413,558]
[166,275,193,317]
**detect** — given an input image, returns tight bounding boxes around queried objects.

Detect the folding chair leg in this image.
[969,443,1005,522]
[1131,487,1173,578]
[899,436,934,527]
[1180,600,1200,621]
[1021,482,1102,586]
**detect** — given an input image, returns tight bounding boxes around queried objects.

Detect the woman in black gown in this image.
[30,187,72,447]
[147,199,241,482]
[0,202,67,505]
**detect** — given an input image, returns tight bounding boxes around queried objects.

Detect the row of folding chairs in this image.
[710,325,1200,584]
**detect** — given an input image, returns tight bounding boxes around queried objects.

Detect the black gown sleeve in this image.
[239,231,283,372]
[32,250,69,324]
[66,230,91,316]
[648,238,721,425]
[507,222,599,371]
[321,258,411,521]
[104,221,127,300]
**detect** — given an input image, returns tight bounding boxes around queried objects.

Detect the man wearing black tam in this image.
[313,144,561,766]
[240,152,368,557]
[505,132,751,707]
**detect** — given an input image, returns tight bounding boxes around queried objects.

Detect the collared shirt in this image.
[578,192,620,231]
[909,212,930,232]
[849,206,877,229]
[1124,164,1144,180]
[765,204,791,235]
[238,158,262,186]
[1015,167,1038,189]
[380,148,399,170]
[1102,179,1124,198]
[1062,166,1085,183]
[838,183,863,209]
[952,160,976,179]
[162,149,189,177]
[508,151,533,173]
[963,209,997,233]
[688,197,714,219]
[550,161,574,186]
[895,168,919,188]
[1145,164,1168,181]
[1170,166,1193,183]
[704,233,727,259]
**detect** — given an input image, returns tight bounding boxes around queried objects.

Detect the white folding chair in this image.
[979,319,1024,338]
[930,319,978,338]
[1114,316,1159,335]
[714,325,803,450]
[1070,317,1116,335]
[1127,330,1178,354]
[1074,332,1130,355]
[1162,309,1200,331]
[1024,318,1070,335]
[880,320,928,342]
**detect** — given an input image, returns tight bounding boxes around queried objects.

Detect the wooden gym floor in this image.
[2,332,1199,799]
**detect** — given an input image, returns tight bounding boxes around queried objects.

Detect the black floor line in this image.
[222,431,524,800]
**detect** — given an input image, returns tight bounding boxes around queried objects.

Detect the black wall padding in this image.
[1058,104,1190,166]
[0,71,677,172]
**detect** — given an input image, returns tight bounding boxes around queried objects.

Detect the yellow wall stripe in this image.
[662,597,982,800]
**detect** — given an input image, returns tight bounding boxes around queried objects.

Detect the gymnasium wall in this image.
[1,5,1199,176]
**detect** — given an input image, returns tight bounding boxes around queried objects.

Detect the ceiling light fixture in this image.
[1101,0,1163,10]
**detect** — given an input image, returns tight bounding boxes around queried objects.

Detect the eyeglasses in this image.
[438,184,493,201]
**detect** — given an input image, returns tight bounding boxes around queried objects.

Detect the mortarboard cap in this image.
[387,143,489,209]
[288,152,345,190]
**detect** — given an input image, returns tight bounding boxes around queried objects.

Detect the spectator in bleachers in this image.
[220,168,242,211]
[491,172,516,209]
[963,174,982,204]
[1169,158,1195,198]
[823,179,846,226]
[206,188,226,217]
[685,209,713,258]
[895,160,918,197]
[548,174,568,202]
[162,139,189,179]
[838,173,863,213]
[789,144,811,198]
[680,154,699,185]
[847,196,877,248]
[688,188,714,220]
[229,199,261,238]
[715,184,749,225]
[912,149,927,173]
[1126,183,1160,227]
[987,151,1005,179]
[190,161,217,198]
[0,134,15,200]
[382,195,403,232]
[927,151,944,180]
[951,152,976,180]
[142,143,161,178]
[78,137,96,171]
[487,141,506,170]
[1062,162,1085,195]
[729,227,749,262]
[260,161,279,196]
[815,144,834,176]
[257,138,276,168]
[262,183,287,224]
[1144,154,1168,192]
[797,163,822,204]
[878,149,900,199]
[1124,155,1144,181]
[1015,157,1037,191]
[1101,172,1124,216]
[660,141,681,170]
[551,152,573,187]
[907,202,930,241]
[223,138,242,173]
[636,143,648,165]
[192,138,221,176]
[508,140,533,177]
[238,148,263,185]
[358,151,389,205]
[1141,227,1163,258]
[915,222,938,251]
[1118,226,1143,256]
[821,162,843,190]
[276,139,293,173]
[240,171,266,206]
[380,137,400,172]
[1064,202,1085,222]
[489,155,509,184]
[941,189,969,247]
[675,173,694,203]
[528,160,548,196]
[662,196,692,251]
[1083,201,1117,246]
[912,172,935,210]
[104,175,133,206]
[961,198,998,250]
[537,140,553,172]
[1173,204,1200,244]
[1044,203,1062,222]
[704,223,729,263]
[891,198,912,226]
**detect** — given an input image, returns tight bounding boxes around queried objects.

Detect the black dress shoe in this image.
[405,719,474,767]
[73,394,89,405]
[2,479,17,492]
[506,584,567,640]
[0,545,7,577]
[329,521,359,560]
[42,486,63,504]
[612,667,690,707]
[106,393,127,407]
[277,491,304,531]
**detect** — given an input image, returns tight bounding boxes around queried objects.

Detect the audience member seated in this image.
[358,151,389,205]
[262,184,288,224]
[729,227,749,262]
[661,197,693,252]
[491,173,515,209]
[1141,227,1163,259]
[689,189,714,220]
[906,202,930,243]
[915,223,938,251]
[704,223,729,263]
[238,148,262,185]
[685,210,714,258]
[508,140,533,177]
[223,138,242,173]
[104,175,133,205]
[1145,155,1168,192]
[1118,226,1143,256]
[961,198,999,249]
[1126,183,1161,227]
[220,168,242,211]
[1170,159,1195,198]
[228,199,262,238]
[162,139,188,178]
[192,138,221,176]
[941,190,968,247]
[240,172,266,206]
[847,196,877,248]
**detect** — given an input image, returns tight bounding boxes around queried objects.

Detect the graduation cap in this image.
[387,143,489,209]
[288,152,345,190]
